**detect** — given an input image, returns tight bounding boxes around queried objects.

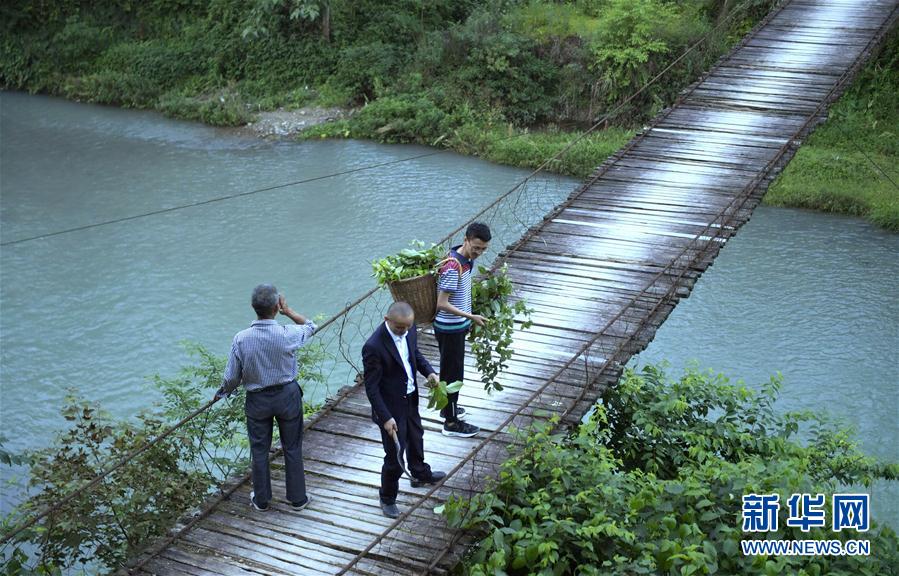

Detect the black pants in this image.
[435,329,466,423]
[245,382,307,506]
[379,392,431,504]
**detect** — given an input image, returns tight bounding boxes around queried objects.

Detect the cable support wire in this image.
[347,7,899,574]
[0,0,800,561]
[0,151,443,247]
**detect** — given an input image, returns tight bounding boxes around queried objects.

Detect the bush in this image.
[52,16,116,74]
[445,365,898,575]
[357,94,453,141]
[62,71,162,107]
[439,10,559,125]
[95,39,209,91]
[158,90,254,126]
[327,41,406,104]
[0,343,325,573]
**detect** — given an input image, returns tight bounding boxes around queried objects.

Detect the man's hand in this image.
[383,418,398,436]
[279,294,308,325]
[471,314,487,327]
[213,387,228,401]
[426,373,440,388]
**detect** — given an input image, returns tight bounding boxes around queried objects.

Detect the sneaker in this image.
[249,491,269,511]
[440,406,467,420]
[442,420,479,438]
[290,495,311,511]
[411,471,447,488]
[380,500,400,519]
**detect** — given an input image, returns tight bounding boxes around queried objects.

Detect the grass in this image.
[447,124,634,178]
[765,29,898,232]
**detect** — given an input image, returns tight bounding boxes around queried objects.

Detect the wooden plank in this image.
[135,1,899,573]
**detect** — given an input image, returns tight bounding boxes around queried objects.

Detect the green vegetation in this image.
[2,0,773,177]
[371,240,445,286]
[765,28,899,232]
[427,379,465,412]
[0,343,325,574]
[373,243,532,394]
[444,365,899,575]
[5,1,893,223]
[470,264,533,393]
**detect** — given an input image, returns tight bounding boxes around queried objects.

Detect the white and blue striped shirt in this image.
[221,319,316,394]
[434,247,473,333]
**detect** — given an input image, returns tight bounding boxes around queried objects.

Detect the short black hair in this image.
[465,222,492,242]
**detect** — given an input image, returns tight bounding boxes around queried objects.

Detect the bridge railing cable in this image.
[126,0,779,572]
[1,0,787,567]
[332,3,899,573]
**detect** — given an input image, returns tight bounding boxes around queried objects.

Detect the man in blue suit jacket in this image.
[363,301,447,518]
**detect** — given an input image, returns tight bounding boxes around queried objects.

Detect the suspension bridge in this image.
[4,0,896,573]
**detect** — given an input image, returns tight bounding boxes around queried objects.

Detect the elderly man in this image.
[215,284,315,512]
[363,301,446,518]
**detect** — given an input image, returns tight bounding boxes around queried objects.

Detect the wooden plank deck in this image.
[128,1,898,574]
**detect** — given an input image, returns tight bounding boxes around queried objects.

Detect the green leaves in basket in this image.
[372,240,445,286]
[427,380,464,411]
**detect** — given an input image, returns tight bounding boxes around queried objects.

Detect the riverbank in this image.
[764,27,898,232]
[1,0,770,179]
[3,1,894,229]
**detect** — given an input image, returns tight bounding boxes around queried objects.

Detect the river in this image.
[1,92,896,529]
[630,206,899,528]
[0,92,576,513]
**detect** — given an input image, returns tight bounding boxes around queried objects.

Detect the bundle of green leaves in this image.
[443,365,898,575]
[426,380,465,412]
[469,264,533,393]
[371,240,445,286]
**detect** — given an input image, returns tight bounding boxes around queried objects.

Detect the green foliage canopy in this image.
[445,365,898,575]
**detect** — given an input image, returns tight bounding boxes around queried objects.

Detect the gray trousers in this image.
[244,381,307,505]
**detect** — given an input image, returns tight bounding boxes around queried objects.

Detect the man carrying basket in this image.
[434,222,491,438]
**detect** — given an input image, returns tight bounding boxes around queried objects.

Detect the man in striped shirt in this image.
[216,284,316,512]
[434,222,491,438]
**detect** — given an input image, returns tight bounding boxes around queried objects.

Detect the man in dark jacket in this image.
[363,301,447,518]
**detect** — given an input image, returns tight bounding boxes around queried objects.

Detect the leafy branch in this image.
[469,264,533,393]
[0,339,328,574]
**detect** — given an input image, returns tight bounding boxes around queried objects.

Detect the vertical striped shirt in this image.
[221,319,317,394]
[434,246,473,333]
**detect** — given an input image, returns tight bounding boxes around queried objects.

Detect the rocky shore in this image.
[240,106,350,139]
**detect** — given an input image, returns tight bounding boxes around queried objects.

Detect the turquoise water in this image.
[630,206,899,529]
[0,92,576,514]
[1,92,896,535]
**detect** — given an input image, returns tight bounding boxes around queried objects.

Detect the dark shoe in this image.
[249,491,269,511]
[290,495,311,511]
[411,471,446,488]
[380,500,400,519]
[442,420,479,438]
[440,406,466,420]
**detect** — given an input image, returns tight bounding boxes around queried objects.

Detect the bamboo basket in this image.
[387,273,437,325]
